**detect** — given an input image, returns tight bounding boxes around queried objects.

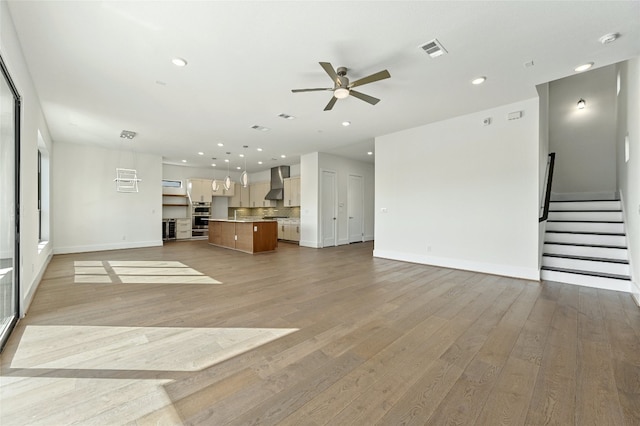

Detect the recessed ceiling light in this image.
[211,163,217,167]
[217,143,224,147]
[599,33,619,44]
[239,154,245,158]
[342,121,351,127]
[281,154,286,158]
[236,166,241,170]
[224,159,229,163]
[251,125,270,132]
[574,62,594,72]
[258,161,263,165]
[171,57,187,67]
[367,151,373,155]
[198,152,204,155]
[257,148,263,152]
[471,76,486,85]
[181,159,187,163]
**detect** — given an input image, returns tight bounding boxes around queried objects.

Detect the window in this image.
[37,131,50,244]
[162,179,182,188]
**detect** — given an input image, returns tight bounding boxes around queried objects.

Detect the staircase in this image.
[541,198,632,292]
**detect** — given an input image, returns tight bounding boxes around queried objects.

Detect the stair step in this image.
[548,210,623,222]
[542,256,630,276]
[546,221,625,234]
[541,266,630,281]
[543,244,628,260]
[544,232,627,246]
[548,200,621,211]
[544,241,627,250]
[543,253,628,264]
[541,267,632,293]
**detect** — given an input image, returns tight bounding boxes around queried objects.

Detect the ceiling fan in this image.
[292,62,390,111]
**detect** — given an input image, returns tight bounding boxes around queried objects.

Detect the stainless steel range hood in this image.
[265,166,290,200]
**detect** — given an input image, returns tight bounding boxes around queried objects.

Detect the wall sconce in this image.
[577,98,586,109]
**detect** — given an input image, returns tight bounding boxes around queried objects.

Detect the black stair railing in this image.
[539,152,556,222]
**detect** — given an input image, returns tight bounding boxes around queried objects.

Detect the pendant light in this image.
[211,157,220,191]
[240,145,249,188]
[223,152,232,191]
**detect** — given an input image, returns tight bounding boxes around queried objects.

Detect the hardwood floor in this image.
[1,240,639,425]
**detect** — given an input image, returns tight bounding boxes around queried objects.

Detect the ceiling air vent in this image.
[420,39,447,58]
[251,125,270,132]
[277,113,295,120]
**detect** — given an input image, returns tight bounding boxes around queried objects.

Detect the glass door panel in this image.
[0,55,19,352]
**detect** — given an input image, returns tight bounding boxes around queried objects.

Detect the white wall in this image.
[549,65,617,195]
[616,57,640,303]
[300,153,320,247]
[1,2,54,315]
[53,142,162,253]
[375,98,540,280]
[537,83,550,267]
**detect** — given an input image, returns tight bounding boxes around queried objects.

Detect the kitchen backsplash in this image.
[228,206,300,219]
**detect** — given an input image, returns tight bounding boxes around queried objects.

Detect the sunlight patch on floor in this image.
[73,260,221,284]
[11,325,298,372]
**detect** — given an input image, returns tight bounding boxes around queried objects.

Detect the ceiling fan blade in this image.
[349,90,380,105]
[319,62,340,85]
[292,88,333,93]
[324,96,338,111]
[349,69,391,88]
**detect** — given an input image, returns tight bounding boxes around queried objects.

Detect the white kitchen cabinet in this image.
[278,219,300,242]
[229,183,250,207]
[283,177,300,207]
[249,182,276,208]
[187,178,212,202]
[175,218,191,239]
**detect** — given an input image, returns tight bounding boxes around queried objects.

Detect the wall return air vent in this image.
[420,38,448,58]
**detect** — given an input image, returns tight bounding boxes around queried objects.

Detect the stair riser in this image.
[541,269,631,293]
[545,233,627,246]
[543,244,628,260]
[549,201,621,211]
[548,211,623,222]
[546,222,625,234]
[542,257,629,276]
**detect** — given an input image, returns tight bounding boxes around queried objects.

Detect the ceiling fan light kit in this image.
[292,62,390,111]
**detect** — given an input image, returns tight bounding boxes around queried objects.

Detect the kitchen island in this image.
[208,219,278,253]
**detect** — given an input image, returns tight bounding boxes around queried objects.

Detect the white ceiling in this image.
[7,1,640,173]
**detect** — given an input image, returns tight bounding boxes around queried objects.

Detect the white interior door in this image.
[321,170,337,247]
[348,174,364,243]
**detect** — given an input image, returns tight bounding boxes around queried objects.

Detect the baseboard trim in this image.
[299,240,321,248]
[373,249,540,281]
[21,251,53,318]
[53,240,163,255]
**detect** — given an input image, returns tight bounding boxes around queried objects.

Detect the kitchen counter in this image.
[208,219,278,253]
